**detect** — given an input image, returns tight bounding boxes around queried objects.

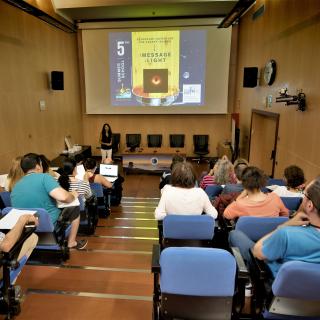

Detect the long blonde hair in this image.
[7,156,24,192]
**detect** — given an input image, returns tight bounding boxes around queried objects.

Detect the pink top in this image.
[223,192,289,220]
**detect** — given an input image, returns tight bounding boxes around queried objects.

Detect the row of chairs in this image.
[112,133,210,160]
[153,214,320,320]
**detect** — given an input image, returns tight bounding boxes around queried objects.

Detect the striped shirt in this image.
[68,179,92,200]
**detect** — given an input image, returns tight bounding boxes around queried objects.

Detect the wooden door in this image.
[248,110,279,177]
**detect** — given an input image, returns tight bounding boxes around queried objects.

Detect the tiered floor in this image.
[14,174,161,320]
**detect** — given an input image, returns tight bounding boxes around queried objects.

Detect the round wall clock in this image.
[264,59,277,86]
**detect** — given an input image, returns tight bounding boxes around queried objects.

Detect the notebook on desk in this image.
[99,164,118,182]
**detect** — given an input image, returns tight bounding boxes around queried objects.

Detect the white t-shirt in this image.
[155,185,218,220]
[269,185,303,198]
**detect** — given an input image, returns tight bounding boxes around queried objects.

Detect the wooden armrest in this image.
[151,244,160,274]
[231,247,249,280]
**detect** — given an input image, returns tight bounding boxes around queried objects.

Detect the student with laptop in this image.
[84,158,113,188]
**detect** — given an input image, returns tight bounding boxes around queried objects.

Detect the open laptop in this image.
[99,164,118,182]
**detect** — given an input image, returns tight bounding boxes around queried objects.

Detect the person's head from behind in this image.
[284,165,305,189]
[171,162,196,189]
[213,159,234,184]
[84,158,97,172]
[7,156,24,191]
[302,177,320,218]
[233,158,249,182]
[58,158,76,191]
[208,158,218,172]
[20,153,42,174]
[39,154,50,173]
[241,166,268,192]
[101,123,112,136]
[170,154,184,171]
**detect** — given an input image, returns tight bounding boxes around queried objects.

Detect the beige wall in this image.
[0,1,83,173]
[235,0,320,180]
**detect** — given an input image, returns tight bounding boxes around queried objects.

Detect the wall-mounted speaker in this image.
[51,71,64,90]
[243,67,258,88]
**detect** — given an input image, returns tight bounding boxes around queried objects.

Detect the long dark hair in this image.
[101,123,112,139]
[58,158,76,191]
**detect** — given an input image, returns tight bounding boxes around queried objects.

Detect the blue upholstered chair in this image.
[0,226,35,318]
[162,215,215,248]
[235,216,289,242]
[2,207,70,264]
[152,247,248,320]
[280,196,302,213]
[78,196,98,235]
[252,260,320,320]
[0,192,11,209]
[204,184,223,200]
[90,182,110,216]
[266,178,286,186]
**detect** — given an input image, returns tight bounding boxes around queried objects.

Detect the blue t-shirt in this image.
[262,226,320,277]
[11,173,61,223]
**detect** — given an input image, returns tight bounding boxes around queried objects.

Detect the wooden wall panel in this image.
[0,1,83,173]
[235,0,320,181]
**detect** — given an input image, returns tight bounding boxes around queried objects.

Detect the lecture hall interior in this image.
[0,0,320,319]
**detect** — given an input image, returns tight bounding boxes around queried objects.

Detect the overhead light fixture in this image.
[218,0,255,28]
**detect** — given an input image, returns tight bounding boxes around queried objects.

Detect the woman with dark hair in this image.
[84,158,112,189]
[269,165,305,197]
[58,158,92,201]
[224,166,289,220]
[99,123,113,162]
[155,162,217,220]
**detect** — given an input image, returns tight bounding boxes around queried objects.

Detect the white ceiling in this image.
[51,0,238,22]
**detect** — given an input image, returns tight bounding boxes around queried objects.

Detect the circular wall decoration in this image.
[263,59,277,86]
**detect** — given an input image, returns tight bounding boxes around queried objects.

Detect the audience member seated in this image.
[84,158,112,189]
[224,166,289,220]
[155,162,218,220]
[39,154,60,178]
[11,153,87,250]
[197,158,218,185]
[200,155,236,189]
[244,177,320,276]
[58,158,93,202]
[222,158,249,194]
[159,155,184,190]
[4,156,24,192]
[268,165,305,197]
[0,214,38,264]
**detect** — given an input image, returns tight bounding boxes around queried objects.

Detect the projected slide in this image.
[109,30,206,107]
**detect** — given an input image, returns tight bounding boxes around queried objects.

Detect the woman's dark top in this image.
[101,134,112,150]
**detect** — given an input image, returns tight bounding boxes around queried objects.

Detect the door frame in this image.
[248,109,280,177]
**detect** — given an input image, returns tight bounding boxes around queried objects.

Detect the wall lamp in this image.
[275,88,306,112]
[218,0,256,28]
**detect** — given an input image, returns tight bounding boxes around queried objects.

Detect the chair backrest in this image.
[159,247,236,319]
[235,216,289,242]
[193,135,209,152]
[0,191,11,208]
[280,197,302,211]
[205,185,223,199]
[147,134,162,148]
[266,261,320,318]
[163,215,214,241]
[2,207,55,232]
[90,182,104,198]
[111,133,121,153]
[126,134,141,149]
[266,178,286,186]
[169,134,185,148]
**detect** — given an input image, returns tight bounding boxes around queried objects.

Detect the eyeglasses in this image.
[303,191,319,211]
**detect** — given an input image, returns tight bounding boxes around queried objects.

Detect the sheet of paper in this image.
[56,197,80,208]
[0,208,37,230]
[75,165,85,180]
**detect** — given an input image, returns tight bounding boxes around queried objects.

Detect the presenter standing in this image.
[100,123,113,162]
